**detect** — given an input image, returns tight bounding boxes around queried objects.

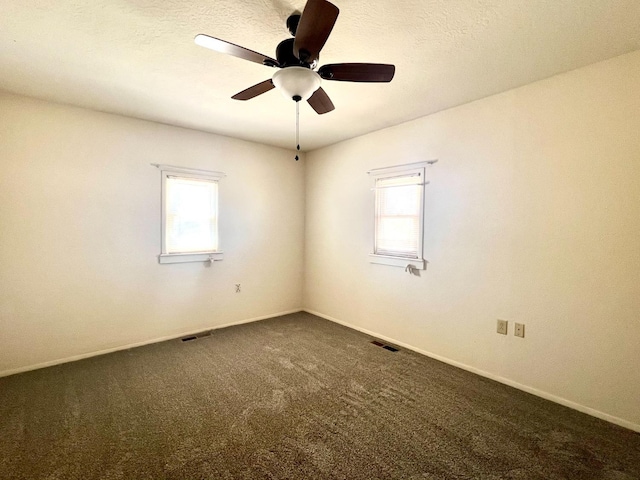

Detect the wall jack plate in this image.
[497,319,508,335]
[514,323,525,338]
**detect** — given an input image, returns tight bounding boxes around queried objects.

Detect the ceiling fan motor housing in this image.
[272,67,321,101]
[276,38,316,68]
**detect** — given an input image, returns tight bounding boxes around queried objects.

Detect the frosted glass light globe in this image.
[272,67,321,101]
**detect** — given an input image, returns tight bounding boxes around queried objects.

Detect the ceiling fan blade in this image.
[318,63,396,82]
[293,0,339,63]
[195,34,279,67]
[231,80,275,101]
[307,87,335,114]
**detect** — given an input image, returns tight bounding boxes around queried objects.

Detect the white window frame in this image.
[368,161,431,269]
[153,164,225,264]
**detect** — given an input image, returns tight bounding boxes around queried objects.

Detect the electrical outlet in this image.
[497,319,508,335]
[515,323,525,338]
[235,284,241,293]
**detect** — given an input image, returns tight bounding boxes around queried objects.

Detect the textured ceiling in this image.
[1,0,639,151]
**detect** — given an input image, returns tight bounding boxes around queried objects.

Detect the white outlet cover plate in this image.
[497,320,508,335]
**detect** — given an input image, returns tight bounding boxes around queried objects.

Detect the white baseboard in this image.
[0,308,303,378]
[304,309,640,434]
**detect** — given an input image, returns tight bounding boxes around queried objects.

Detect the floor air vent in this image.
[371,340,399,352]
[181,331,213,342]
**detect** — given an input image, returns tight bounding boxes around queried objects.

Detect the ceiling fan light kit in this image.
[195,0,395,155]
[272,67,321,102]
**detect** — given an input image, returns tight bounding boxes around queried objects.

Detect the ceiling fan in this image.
[194,0,395,115]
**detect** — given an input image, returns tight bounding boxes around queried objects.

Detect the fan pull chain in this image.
[295,99,300,161]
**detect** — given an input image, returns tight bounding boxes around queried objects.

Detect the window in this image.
[368,162,429,269]
[154,164,225,264]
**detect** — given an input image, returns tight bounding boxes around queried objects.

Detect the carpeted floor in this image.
[1,312,639,479]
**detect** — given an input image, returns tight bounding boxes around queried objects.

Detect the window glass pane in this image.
[166,177,218,253]
[375,174,421,257]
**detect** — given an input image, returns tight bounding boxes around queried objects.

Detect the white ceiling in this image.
[1,0,639,151]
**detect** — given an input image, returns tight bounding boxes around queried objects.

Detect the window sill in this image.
[369,254,425,270]
[158,252,224,264]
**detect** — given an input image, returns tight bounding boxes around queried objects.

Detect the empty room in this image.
[1,0,639,478]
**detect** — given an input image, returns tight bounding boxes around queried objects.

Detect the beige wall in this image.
[304,50,640,430]
[0,93,305,374]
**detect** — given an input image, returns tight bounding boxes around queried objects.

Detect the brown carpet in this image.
[1,312,639,479]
